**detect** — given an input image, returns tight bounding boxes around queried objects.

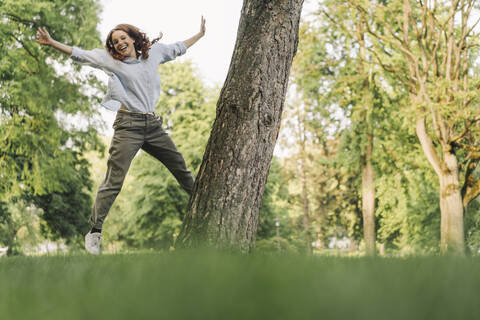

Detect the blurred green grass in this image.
[1,251,479,320]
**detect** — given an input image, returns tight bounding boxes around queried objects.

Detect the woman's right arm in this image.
[36,27,72,55]
[36,27,114,71]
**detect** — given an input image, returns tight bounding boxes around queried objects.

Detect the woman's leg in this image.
[142,116,194,195]
[90,115,144,229]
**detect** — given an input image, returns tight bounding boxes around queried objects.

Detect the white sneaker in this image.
[85,232,102,255]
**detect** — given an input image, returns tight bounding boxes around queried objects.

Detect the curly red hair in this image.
[105,24,162,61]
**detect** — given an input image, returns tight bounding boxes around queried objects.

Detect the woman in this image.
[36,17,206,254]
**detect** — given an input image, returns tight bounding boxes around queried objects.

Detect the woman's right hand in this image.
[35,27,72,55]
[36,27,52,46]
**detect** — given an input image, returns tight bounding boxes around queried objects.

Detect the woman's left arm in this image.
[183,16,206,48]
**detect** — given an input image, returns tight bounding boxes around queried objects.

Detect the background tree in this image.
[0,0,104,251]
[350,0,480,254]
[279,92,364,253]
[288,1,453,255]
[178,0,304,252]
[291,7,389,255]
[28,161,93,244]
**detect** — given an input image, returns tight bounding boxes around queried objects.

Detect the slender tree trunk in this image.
[299,111,312,253]
[178,0,304,252]
[356,20,376,256]
[300,149,312,253]
[362,133,376,256]
[416,118,465,254]
[301,168,312,252]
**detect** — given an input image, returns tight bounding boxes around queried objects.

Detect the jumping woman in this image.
[36,17,206,254]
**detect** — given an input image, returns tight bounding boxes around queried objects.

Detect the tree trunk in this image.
[356,20,376,256]
[178,0,304,252]
[300,155,312,253]
[439,152,465,254]
[299,113,312,253]
[362,133,376,256]
[301,167,312,252]
[416,118,465,254]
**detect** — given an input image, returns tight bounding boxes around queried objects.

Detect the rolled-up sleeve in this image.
[150,42,187,64]
[70,47,114,70]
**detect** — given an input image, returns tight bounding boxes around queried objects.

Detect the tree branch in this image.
[463,176,480,208]
[348,0,418,63]
[8,31,39,63]
[416,117,444,176]
[369,49,416,91]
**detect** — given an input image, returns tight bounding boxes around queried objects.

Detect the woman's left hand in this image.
[184,16,206,48]
[199,15,206,36]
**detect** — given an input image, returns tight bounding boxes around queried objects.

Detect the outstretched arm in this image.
[36,27,114,71]
[36,27,72,55]
[183,16,206,49]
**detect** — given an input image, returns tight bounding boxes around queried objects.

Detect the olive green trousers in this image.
[89,110,194,229]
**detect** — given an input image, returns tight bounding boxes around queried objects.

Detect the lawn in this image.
[1,251,479,319]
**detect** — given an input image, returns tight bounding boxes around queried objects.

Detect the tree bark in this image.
[178,0,304,252]
[362,133,376,256]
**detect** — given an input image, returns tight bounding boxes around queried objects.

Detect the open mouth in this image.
[118,44,128,53]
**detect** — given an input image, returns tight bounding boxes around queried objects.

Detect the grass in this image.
[1,250,479,320]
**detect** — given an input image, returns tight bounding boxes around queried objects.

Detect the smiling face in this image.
[111,30,136,58]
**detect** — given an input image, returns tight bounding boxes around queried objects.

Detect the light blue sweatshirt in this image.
[70,41,187,113]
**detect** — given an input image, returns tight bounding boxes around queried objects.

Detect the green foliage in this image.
[0,0,104,199]
[465,199,480,254]
[0,200,46,256]
[377,170,441,254]
[256,157,292,241]
[255,237,298,253]
[157,62,218,173]
[28,161,92,244]
[0,202,19,255]
[118,153,189,249]
[288,7,376,248]
[287,0,456,253]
